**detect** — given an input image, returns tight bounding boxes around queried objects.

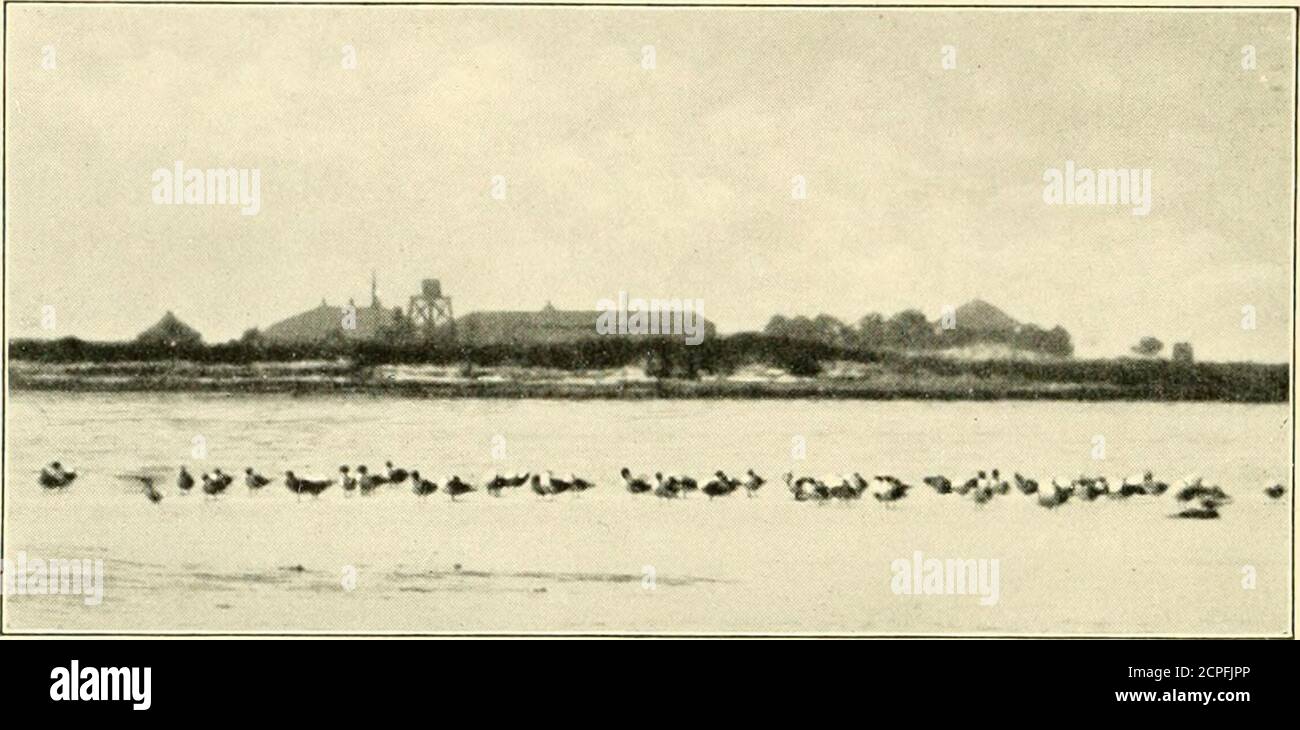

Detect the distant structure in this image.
[455,303,603,346]
[263,278,713,346]
[136,311,202,348]
[456,302,717,346]
[408,279,454,333]
[936,299,1072,359]
[263,272,395,344]
[948,299,1023,334]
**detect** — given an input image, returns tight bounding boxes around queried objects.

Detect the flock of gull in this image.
[38,460,1287,518]
[626,467,1284,518]
[778,469,1286,519]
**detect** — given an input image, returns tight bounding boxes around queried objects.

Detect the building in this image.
[949,299,1022,333]
[137,311,202,347]
[454,303,603,345]
[263,273,399,344]
[263,276,714,346]
[935,299,1072,358]
[456,302,716,346]
[263,298,394,343]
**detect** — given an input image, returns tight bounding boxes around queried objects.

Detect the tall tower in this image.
[370,271,380,308]
[408,278,454,336]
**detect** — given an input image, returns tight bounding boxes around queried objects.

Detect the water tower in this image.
[408,278,454,335]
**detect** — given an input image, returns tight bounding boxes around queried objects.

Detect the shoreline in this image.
[7,372,1287,403]
[8,356,1288,402]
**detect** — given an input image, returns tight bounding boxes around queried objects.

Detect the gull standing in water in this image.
[567,474,596,496]
[990,470,1010,495]
[284,471,333,500]
[923,475,953,494]
[485,471,530,497]
[652,473,683,499]
[177,466,195,494]
[1038,478,1073,508]
[201,473,229,500]
[385,461,410,484]
[784,473,830,502]
[701,473,738,499]
[411,471,438,497]
[211,469,235,492]
[817,474,856,501]
[39,462,77,489]
[621,467,653,494]
[357,466,388,495]
[244,468,272,495]
[669,474,698,498]
[444,475,474,501]
[531,472,574,499]
[871,475,910,503]
[1176,482,1230,504]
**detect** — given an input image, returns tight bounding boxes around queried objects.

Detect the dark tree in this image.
[857,313,886,350]
[811,314,852,347]
[885,309,934,350]
[763,315,790,337]
[1131,336,1164,358]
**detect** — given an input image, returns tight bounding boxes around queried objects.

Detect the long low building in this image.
[261,276,714,346]
[455,304,600,345]
[455,303,715,346]
[263,298,394,343]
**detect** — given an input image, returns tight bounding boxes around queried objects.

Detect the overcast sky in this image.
[5,6,1294,361]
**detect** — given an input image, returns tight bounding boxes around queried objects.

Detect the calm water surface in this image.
[4,392,1291,634]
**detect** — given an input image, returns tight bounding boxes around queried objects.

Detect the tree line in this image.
[8,331,1287,403]
[763,311,1073,356]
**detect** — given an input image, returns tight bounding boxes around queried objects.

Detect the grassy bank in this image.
[6,356,1289,402]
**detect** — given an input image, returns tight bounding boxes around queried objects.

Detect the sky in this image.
[4,5,1294,362]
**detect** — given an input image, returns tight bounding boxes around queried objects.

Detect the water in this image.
[3,392,1291,634]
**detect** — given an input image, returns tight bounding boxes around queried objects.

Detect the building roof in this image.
[263,300,393,343]
[952,299,1021,332]
[136,311,202,346]
[456,303,715,345]
[455,304,603,344]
